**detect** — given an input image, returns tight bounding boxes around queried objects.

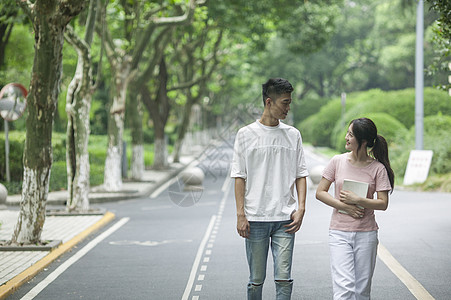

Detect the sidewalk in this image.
[0,152,201,299]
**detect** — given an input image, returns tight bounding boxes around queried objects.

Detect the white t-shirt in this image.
[230,120,309,221]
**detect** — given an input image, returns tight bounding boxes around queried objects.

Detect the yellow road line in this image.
[378,243,435,300]
[0,211,115,300]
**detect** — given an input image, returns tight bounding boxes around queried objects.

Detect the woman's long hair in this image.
[350,118,395,193]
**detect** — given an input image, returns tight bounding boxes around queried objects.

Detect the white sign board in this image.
[403,150,433,185]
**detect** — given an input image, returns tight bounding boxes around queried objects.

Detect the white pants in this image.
[329,230,378,300]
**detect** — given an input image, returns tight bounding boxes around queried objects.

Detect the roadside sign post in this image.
[0,83,28,182]
[4,120,9,182]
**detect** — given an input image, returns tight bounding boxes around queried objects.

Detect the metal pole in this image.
[449,62,451,97]
[415,0,424,150]
[341,92,346,129]
[4,119,10,182]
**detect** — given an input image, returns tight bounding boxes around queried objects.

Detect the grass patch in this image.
[2,133,161,194]
[416,173,451,193]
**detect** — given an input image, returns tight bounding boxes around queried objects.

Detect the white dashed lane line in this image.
[189,212,224,300]
[182,175,230,300]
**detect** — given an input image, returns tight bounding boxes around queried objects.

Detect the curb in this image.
[0,211,115,299]
[80,162,194,204]
[5,159,197,207]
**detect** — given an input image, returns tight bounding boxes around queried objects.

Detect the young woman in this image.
[315,117,394,300]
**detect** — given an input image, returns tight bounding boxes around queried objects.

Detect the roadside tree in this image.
[99,0,199,185]
[426,0,451,91]
[171,20,223,163]
[64,0,100,212]
[0,0,19,73]
[11,0,85,245]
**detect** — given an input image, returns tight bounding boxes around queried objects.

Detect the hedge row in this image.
[0,132,157,194]
[0,132,66,183]
[299,88,451,149]
[298,88,451,179]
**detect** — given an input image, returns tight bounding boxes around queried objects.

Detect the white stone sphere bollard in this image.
[0,183,7,205]
[310,165,326,185]
[179,167,205,191]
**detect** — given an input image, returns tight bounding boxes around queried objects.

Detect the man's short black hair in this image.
[262,78,293,106]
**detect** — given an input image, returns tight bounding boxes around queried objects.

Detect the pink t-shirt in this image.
[322,153,391,232]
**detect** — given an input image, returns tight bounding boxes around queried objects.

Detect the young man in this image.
[231,78,309,300]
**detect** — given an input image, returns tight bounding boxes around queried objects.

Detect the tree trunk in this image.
[104,110,125,191]
[153,128,168,170]
[173,99,194,163]
[142,57,170,170]
[64,0,98,212]
[12,0,84,244]
[128,88,144,180]
[103,58,130,190]
[65,54,92,212]
[131,144,144,178]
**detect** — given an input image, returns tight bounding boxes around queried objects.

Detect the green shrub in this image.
[143,129,154,144]
[331,112,409,153]
[144,144,155,166]
[389,113,451,181]
[299,88,451,190]
[298,89,409,147]
[0,131,26,182]
[89,148,107,165]
[2,181,22,195]
[49,160,105,191]
[423,114,451,175]
[298,99,350,147]
[52,132,66,162]
[388,129,414,179]
[300,87,451,149]
[419,173,451,192]
[48,133,109,191]
[88,134,108,148]
[49,160,67,191]
[342,88,451,129]
[89,163,104,187]
[345,89,415,128]
[295,96,332,125]
[1,130,161,193]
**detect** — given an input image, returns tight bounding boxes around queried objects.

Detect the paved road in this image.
[7,141,451,299]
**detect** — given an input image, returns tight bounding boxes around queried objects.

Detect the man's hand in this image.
[237,215,250,238]
[284,209,305,234]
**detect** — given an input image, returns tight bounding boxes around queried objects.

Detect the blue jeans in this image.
[246,220,295,300]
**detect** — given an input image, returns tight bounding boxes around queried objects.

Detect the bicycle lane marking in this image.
[182,174,230,300]
[181,215,217,300]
